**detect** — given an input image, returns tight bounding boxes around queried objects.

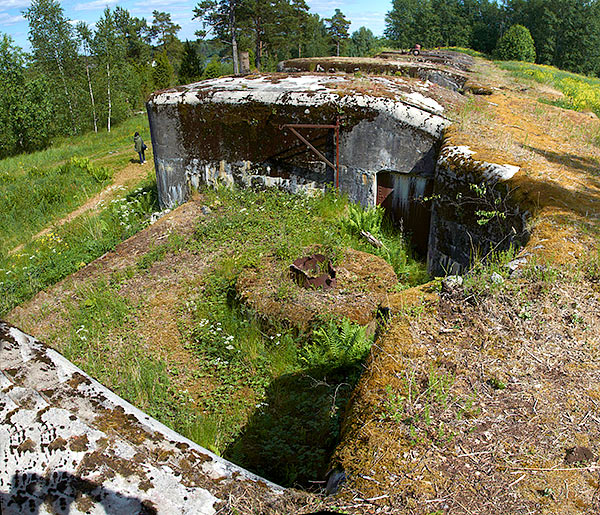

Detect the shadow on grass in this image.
[523,144,600,178]
[224,366,359,489]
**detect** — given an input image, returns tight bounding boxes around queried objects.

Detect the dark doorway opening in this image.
[376,171,433,256]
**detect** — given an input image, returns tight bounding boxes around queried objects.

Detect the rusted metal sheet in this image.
[290,254,337,290]
[376,171,433,255]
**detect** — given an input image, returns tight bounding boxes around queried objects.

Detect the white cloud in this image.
[0,12,25,25]
[73,0,118,12]
[0,0,31,10]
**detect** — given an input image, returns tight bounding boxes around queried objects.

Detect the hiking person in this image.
[134,132,147,164]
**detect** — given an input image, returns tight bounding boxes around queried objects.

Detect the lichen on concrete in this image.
[0,322,283,514]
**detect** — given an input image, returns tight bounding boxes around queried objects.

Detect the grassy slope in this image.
[0,114,158,316]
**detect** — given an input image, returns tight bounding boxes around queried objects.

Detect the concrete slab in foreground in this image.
[0,322,284,514]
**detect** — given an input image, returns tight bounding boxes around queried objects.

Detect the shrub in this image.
[496,25,536,63]
[202,58,223,80]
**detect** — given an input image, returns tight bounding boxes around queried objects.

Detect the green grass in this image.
[0,157,114,252]
[0,114,149,178]
[0,114,150,253]
[61,278,197,434]
[498,61,600,116]
[0,178,158,316]
[149,186,427,486]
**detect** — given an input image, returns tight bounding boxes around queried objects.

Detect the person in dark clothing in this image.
[134,132,147,164]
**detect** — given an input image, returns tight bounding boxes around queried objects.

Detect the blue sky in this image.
[1,0,391,51]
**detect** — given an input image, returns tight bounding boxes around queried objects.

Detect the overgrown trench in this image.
[148,92,532,488]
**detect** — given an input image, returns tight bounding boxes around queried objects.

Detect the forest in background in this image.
[3,0,600,159]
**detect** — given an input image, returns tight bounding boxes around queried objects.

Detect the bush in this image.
[495,25,536,63]
[202,58,223,80]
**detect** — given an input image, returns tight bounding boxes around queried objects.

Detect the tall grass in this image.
[0,179,158,316]
[0,114,149,178]
[0,157,113,251]
[499,61,600,116]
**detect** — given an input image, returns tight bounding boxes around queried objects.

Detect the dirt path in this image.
[9,159,152,255]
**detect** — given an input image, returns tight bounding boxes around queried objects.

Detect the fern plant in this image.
[303,318,373,369]
[342,203,384,237]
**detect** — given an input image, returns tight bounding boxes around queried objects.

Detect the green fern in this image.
[342,203,384,237]
[303,318,373,369]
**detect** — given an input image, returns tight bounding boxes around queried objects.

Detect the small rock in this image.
[442,275,463,292]
[490,272,504,284]
[201,205,212,215]
[565,446,595,464]
[506,257,527,273]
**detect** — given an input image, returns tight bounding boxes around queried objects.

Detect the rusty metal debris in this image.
[290,254,337,290]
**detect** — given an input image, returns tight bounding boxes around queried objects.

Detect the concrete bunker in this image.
[147,74,448,264]
[147,72,530,278]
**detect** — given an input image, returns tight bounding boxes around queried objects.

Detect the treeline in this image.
[0,0,379,159]
[385,0,600,76]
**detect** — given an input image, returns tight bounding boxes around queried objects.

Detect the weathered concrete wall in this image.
[427,144,530,276]
[0,322,283,515]
[146,75,450,210]
[277,57,470,93]
[148,74,528,276]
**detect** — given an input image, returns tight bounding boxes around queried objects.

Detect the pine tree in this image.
[179,41,203,83]
[348,27,378,57]
[326,9,350,57]
[153,50,175,89]
[194,0,242,74]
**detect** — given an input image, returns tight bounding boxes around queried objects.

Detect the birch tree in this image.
[24,0,79,134]
[94,8,126,132]
[75,22,98,133]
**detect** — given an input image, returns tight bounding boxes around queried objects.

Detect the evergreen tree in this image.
[496,24,536,62]
[326,9,350,56]
[179,40,203,83]
[302,14,330,58]
[348,27,378,57]
[153,50,175,89]
[194,0,242,74]
[384,0,419,49]
[150,10,183,66]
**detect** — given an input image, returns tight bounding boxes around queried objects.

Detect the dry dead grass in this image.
[325,58,600,514]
